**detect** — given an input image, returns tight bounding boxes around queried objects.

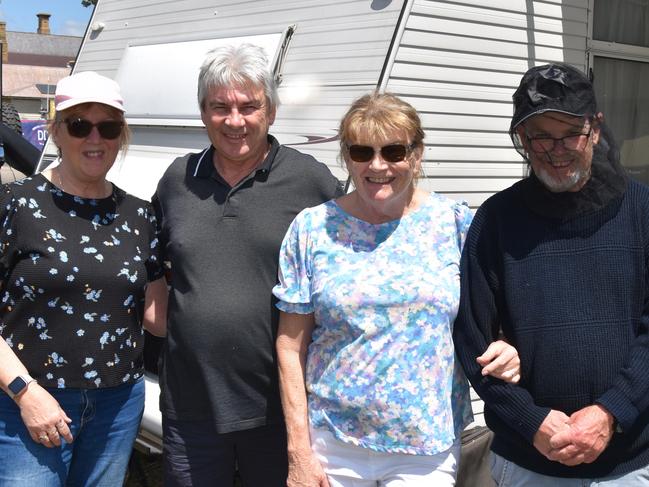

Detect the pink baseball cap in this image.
[55,71,125,112]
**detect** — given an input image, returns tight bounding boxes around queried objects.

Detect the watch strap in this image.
[7,374,36,399]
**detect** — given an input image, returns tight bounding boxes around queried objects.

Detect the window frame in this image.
[587,0,649,68]
[586,0,649,182]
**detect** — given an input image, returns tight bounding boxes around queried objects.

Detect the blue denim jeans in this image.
[491,452,649,487]
[0,379,144,487]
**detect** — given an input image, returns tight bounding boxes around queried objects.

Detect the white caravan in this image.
[41,0,609,207]
[39,0,647,455]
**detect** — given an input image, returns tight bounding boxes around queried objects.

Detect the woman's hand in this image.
[277,312,328,486]
[476,340,521,383]
[14,383,73,447]
[288,449,330,487]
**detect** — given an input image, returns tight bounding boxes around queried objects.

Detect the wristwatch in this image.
[613,419,624,434]
[7,374,36,399]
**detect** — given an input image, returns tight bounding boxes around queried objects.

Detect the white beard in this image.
[534,162,591,193]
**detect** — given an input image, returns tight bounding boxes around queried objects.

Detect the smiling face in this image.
[52,103,124,185]
[344,129,422,220]
[519,112,600,192]
[200,83,276,170]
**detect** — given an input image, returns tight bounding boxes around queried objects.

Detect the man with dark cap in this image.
[454,62,649,485]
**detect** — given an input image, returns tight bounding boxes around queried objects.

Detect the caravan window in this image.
[114,33,282,126]
[590,0,649,184]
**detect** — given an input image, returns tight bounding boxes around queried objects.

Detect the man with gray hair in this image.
[152,44,341,486]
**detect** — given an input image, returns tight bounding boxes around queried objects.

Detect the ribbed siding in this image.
[385,0,590,208]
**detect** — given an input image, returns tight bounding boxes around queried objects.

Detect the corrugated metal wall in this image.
[386,0,590,207]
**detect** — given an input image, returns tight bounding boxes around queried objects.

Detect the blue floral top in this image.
[0,174,163,389]
[273,193,473,455]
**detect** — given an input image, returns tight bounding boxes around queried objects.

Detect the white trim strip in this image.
[192,148,210,177]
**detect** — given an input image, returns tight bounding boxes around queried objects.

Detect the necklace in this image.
[53,167,113,200]
[55,167,67,194]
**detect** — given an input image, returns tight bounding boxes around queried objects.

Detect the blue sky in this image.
[0,0,94,36]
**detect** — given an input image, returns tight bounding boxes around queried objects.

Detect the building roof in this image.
[8,53,76,68]
[2,28,81,101]
[3,64,71,99]
[7,31,81,57]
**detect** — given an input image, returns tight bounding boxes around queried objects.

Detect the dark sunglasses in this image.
[63,118,123,140]
[347,143,415,163]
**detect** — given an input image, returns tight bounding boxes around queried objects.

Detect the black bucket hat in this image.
[510,63,597,132]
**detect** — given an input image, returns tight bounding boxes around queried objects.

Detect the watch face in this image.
[8,376,27,397]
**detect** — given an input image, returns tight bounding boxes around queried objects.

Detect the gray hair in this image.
[197,43,279,113]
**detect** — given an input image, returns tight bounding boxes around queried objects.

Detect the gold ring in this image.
[39,435,48,442]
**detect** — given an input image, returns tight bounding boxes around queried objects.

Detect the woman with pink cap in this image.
[0,71,167,486]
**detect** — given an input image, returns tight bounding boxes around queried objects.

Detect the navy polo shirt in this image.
[153,135,342,432]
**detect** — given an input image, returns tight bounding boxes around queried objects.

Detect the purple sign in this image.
[21,120,49,150]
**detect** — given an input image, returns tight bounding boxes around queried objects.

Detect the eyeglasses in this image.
[62,118,123,140]
[346,143,415,163]
[525,128,592,153]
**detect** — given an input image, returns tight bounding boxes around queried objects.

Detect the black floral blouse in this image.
[0,174,163,389]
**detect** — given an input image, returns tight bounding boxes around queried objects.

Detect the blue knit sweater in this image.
[454,178,649,478]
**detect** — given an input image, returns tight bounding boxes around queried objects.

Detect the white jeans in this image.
[310,428,460,487]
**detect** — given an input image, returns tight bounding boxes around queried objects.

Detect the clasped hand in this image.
[533,405,615,466]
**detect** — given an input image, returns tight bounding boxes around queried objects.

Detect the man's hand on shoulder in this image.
[548,404,615,466]
[533,409,571,459]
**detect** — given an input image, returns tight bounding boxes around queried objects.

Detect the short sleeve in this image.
[143,202,164,282]
[0,185,19,282]
[454,201,474,253]
[272,211,314,314]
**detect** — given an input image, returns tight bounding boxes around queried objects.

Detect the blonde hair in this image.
[339,92,424,153]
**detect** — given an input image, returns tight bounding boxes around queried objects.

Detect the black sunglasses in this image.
[63,118,123,140]
[347,143,415,163]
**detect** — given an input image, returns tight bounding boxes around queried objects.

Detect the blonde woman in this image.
[274,92,519,486]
